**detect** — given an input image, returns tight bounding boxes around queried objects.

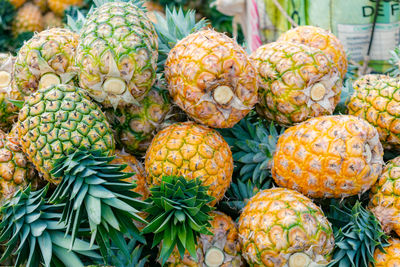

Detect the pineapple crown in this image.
[218,114,283,187]
[105,239,149,267]
[49,149,148,259]
[0,185,102,267]
[154,7,208,71]
[327,201,389,267]
[142,175,214,265]
[388,46,400,77]
[334,78,354,115]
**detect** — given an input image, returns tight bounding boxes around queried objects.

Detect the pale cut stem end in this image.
[365,144,372,163]
[0,71,11,88]
[103,77,126,94]
[310,83,326,101]
[205,247,224,267]
[39,73,61,89]
[213,85,234,105]
[288,252,311,267]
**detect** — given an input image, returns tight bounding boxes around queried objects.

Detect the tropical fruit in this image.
[145,121,233,206]
[164,29,258,128]
[0,53,20,131]
[250,41,342,126]
[43,12,63,29]
[12,28,78,100]
[238,187,335,267]
[0,128,38,204]
[370,156,400,236]
[165,211,243,267]
[16,84,115,184]
[111,150,149,200]
[76,1,158,108]
[33,0,47,13]
[272,115,384,198]
[105,86,171,155]
[373,238,400,266]
[278,25,348,79]
[142,1,164,24]
[9,0,26,8]
[12,3,44,37]
[348,74,400,150]
[47,0,82,16]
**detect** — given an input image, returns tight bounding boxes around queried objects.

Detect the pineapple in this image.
[105,85,172,155]
[9,0,25,8]
[47,0,82,16]
[0,53,20,131]
[12,28,78,100]
[143,1,164,24]
[16,84,115,184]
[12,3,44,37]
[348,74,400,150]
[43,12,64,29]
[111,150,149,200]
[369,156,400,237]
[373,238,400,266]
[278,26,348,79]
[76,1,158,108]
[238,187,335,267]
[33,0,47,13]
[272,115,384,198]
[145,121,233,206]
[250,41,342,126]
[164,29,258,128]
[165,211,243,267]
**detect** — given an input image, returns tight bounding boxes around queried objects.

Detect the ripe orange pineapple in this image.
[372,238,400,267]
[238,188,335,267]
[251,41,342,126]
[33,0,47,13]
[47,0,82,16]
[12,3,44,37]
[145,122,233,206]
[278,25,348,78]
[165,211,243,267]
[165,30,258,128]
[272,115,384,198]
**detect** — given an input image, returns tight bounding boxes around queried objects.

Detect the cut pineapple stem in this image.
[205,247,224,267]
[213,85,234,105]
[365,144,372,163]
[103,77,126,94]
[39,73,61,89]
[288,252,311,267]
[0,71,11,88]
[310,83,326,101]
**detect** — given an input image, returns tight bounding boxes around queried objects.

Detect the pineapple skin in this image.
[47,0,81,16]
[12,28,78,100]
[166,211,243,267]
[145,122,233,206]
[12,3,44,37]
[278,25,348,79]
[16,84,115,184]
[251,41,342,126]
[238,188,335,267]
[76,2,158,108]
[348,74,400,150]
[373,238,400,266]
[43,12,63,29]
[370,156,400,237]
[165,29,258,128]
[272,115,384,198]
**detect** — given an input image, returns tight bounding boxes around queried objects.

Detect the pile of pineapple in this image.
[2,0,400,266]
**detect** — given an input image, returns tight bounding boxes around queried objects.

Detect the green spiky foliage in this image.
[105,238,149,267]
[0,0,17,52]
[218,114,282,187]
[327,201,389,267]
[154,7,208,71]
[334,78,355,115]
[48,149,148,260]
[142,176,214,265]
[388,46,400,77]
[0,186,102,267]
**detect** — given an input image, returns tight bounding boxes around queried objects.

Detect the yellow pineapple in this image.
[43,12,63,29]
[165,29,258,128]
[12,3,44,37]
[278,26,348,79]
[145,121,233,206]
[165,211,243,267]
[33,0,47,13]
[250,41,342,126]
[9,0,26,8]
[238,188,335,267]
[372,238,400,267]
[47,0,82,16]
[348,74,400,150]
[272,115,384,198]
